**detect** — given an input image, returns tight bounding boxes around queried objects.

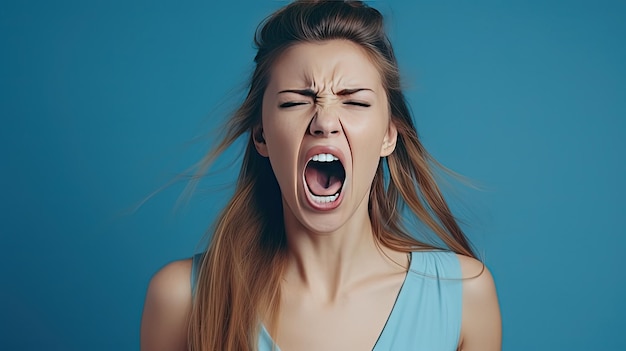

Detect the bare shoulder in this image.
[140,259,193,351]
[456,254,502,351]
[456,254,495,289]
[145,259,193,305]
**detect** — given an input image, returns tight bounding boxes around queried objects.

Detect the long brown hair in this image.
[188,1,476,350]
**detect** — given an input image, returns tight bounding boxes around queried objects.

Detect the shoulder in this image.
[456,254,502,351]
[145,259,193,308]
[140,259,193,351]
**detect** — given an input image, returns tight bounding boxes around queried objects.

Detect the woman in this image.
[141,1,501,350]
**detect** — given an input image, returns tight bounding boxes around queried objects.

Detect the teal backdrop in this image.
[1,1,624,350]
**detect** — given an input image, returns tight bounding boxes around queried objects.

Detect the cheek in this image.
[263,117,301,157]
[343,113,389,182]
[261,118,303,189]
[344,115,389,154]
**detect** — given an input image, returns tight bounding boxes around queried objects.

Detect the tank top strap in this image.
[373,250,463,350]
[408,250,463,279]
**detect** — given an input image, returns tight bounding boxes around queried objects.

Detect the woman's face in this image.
[256,40,397,234]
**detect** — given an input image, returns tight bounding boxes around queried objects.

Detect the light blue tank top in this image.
[191,250,463,350]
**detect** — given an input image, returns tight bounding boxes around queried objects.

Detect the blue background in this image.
[1,1,624,350]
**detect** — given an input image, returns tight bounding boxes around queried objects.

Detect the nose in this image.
[308,108,341,137]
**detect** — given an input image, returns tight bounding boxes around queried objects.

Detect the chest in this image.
[268,273,406,351]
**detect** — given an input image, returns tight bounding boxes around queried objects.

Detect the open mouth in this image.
[304,153,346,204]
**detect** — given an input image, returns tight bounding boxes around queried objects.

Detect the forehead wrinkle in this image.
[273,40,381,87]
[278,43,379,96]
[308,61,345,95]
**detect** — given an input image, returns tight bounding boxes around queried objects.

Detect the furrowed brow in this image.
[336,88,373,96]
[277,89,317,98]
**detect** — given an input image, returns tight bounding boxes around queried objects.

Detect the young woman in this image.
[141,1,501,350]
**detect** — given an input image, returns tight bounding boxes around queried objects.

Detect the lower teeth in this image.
[311,193,339,204]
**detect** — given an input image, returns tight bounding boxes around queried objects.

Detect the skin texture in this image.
[140,40,501,351]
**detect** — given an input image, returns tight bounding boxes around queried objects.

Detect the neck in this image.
[281,200,404,303]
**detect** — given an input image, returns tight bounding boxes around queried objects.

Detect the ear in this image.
[253,125,269,157]
[380,119,398,157]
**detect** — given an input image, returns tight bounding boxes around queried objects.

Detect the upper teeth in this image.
[311,153,339,162]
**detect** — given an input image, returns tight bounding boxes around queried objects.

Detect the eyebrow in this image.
[277,88,373,97]
[336,88,373,96]
[277,89,316,97]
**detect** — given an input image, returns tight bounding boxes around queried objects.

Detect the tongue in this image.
[305,165,343,196]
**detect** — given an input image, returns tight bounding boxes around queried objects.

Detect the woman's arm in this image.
[140,259,192,351]
[457,255,502,351]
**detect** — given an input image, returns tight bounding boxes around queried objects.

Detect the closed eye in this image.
[344,101,371,107]
[279,101,309,108]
